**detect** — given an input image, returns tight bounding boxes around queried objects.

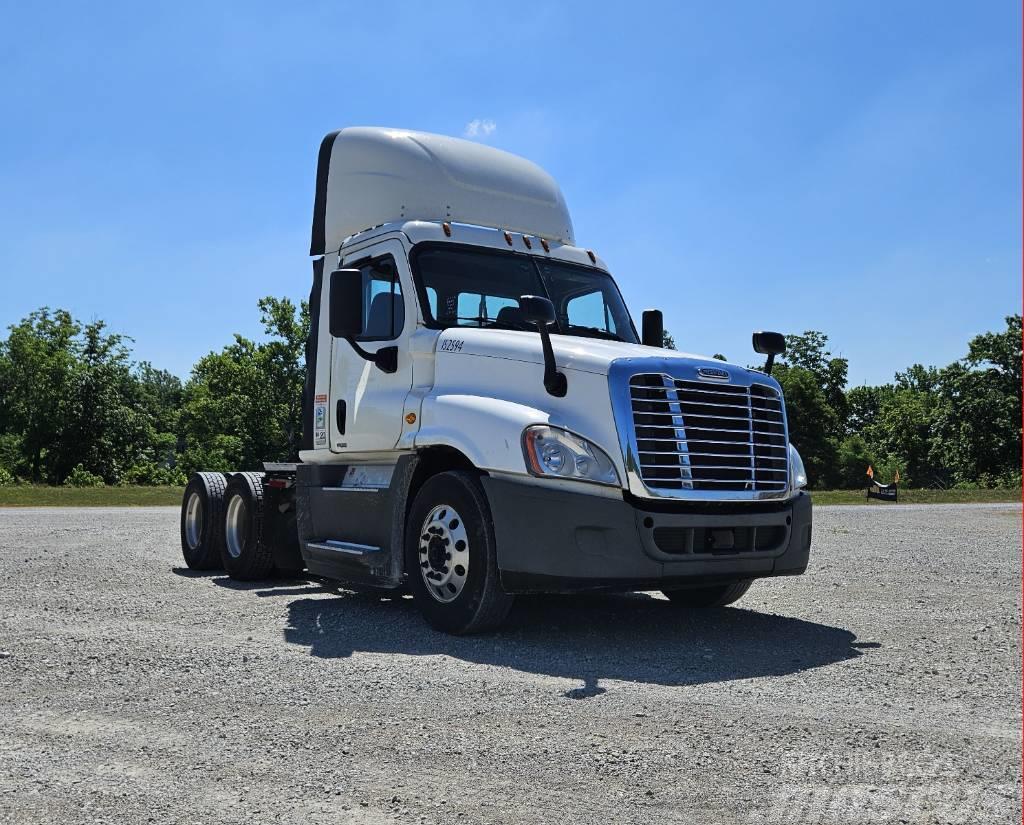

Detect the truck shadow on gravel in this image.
[236,582,874,698]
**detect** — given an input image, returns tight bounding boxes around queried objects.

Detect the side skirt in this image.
[295,455,419,589]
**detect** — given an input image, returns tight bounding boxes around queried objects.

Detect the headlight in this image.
[522,426,620,487]
[789,443,808,490]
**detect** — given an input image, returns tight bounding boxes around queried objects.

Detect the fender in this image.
[415,393,551,476]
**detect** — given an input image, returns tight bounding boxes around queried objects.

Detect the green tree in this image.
[782,330,849,440]
[861,383,936,486]
[835,434,877,488]
[845,385,881,436]
[769,331,850,488]
[929,316,1022,486]
[179,297,309,473]
[136,362,184,437]
[0,309,80,480]
[49,320,156,483]
[770,363,838,488]
[0,308,184,484]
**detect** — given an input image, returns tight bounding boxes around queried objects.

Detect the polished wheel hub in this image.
[418,504,469,603]
[184,492,203,550]
[225,494,248,559]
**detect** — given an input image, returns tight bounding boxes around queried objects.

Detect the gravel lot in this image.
[1,503,1020,824]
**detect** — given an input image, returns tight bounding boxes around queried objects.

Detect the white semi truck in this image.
[179,127,812,634]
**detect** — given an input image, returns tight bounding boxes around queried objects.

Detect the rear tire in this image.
[221,472,274,580]
[662,579,753,607]
[405,471,514,634]
[180,472,227,570]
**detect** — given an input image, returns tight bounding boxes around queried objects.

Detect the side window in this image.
[566,290,612,332]
[348,256,405,341]
[425,286,438,320]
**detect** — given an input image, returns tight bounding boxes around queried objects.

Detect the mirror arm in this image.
[538,326,567,397]
[751,331,785,376]
[344,336,398,374]
[345,335,375,362]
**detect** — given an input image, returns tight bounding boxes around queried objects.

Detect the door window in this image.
[348,256,405,341]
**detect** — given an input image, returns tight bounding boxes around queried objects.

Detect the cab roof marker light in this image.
[587,249,596,263]
[540,238,550,252]
[503,230,513,246]
[442,222,452,237]
[523,235,533,249]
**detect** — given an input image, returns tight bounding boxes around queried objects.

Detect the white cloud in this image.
[463,118,497,139]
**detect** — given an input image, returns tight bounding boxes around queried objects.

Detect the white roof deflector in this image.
[310,127,575,256]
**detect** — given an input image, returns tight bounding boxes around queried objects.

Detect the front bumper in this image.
[482,475,812,594]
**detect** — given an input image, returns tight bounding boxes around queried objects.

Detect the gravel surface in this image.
[1,503,1020,824]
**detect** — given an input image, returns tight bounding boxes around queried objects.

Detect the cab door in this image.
[328,239,414,453]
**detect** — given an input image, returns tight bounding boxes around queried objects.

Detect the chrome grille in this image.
[628,374,788,492]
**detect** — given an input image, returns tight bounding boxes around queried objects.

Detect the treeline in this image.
[766,318,1021,489]
[0,299,308,487]
[0,303,1019,490]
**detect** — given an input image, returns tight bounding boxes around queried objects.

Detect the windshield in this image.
[410,243,639,344]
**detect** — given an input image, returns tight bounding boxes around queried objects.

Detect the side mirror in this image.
[752,330,786,376]
[752,331,786,356]
[329,269,363,339]
[329,268,398,373]
[642,309,664,348]
[518,295,556,327]
[518,295,566,397]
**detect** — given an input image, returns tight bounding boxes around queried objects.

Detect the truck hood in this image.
[436,327,755,378]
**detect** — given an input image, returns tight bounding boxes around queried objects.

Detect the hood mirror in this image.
[752,330,786,376]
[641,309,664,348]
[518,295,556,326]
[518,295,567,397]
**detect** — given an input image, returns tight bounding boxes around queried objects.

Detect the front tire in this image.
[180,472,227,570]
[405,471,514,634]
[662,579,753,607]
[221,472,274,580]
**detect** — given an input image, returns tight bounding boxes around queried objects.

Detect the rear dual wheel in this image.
[221,472,275,580]
[180,472,227,570]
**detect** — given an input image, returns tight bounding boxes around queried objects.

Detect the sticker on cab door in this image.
[440,338,464,353]
[314,403,327,447]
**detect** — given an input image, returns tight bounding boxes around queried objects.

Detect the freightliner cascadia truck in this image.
[179,127,812,634]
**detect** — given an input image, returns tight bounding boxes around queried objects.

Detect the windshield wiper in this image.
[561,324,625,342]
[457,316,533,332]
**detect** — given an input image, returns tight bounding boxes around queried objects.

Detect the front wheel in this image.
[405,471,514,634]
[662,580,753,607]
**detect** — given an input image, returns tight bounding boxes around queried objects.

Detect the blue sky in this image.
[1,1,1019,385]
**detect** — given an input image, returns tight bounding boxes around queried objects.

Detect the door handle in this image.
[336,400,346,435]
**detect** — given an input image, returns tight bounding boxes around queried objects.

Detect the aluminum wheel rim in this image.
[418,504,469,603]
[184,492,203,550]
[225,494,248,559]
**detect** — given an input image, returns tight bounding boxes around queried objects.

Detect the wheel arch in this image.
[390,446,483,581]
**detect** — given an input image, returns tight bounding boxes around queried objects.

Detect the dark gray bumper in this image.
[481,475,812,594]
